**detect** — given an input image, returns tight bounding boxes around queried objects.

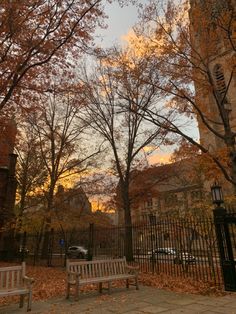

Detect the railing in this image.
[0,217,224,288]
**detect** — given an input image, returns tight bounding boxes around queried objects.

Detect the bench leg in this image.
[27,291,32,312]
[75,283,79,301]
[66,283,70,299]
[20,295,24,308]
[126,279,129,289]
[108,282,111,294]
[135,276,139,290]
[99,282,102,293]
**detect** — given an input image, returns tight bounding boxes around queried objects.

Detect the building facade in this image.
[0,119,17,228]
[189,0,236,150]
[117,160,206,225]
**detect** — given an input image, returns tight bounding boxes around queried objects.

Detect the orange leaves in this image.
[0,1,106,111]
[139,272,225,296]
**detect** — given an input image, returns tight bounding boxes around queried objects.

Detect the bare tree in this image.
[15,122,47,229]
[28,90,100,241]
[130,0,236,192]
[80,47,172,261]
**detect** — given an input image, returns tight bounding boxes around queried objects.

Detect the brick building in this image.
[0,119,17,228]
[117,159,207,225]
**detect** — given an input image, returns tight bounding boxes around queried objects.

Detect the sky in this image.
[94,1,199,165]
[95,2,145,48]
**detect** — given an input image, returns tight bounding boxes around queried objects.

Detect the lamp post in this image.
[149,213,156,226]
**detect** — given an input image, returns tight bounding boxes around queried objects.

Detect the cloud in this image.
[148,152,171,165]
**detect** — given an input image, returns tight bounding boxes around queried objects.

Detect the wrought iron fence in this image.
[0,217,224,288]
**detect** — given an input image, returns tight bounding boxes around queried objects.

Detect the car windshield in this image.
[69,246,86,250]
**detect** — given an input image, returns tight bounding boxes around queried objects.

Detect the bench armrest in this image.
[125,265,139,275]
[67,271,80,282]
[23,276,34,286]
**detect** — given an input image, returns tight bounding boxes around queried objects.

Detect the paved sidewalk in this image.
[0,286,235,314]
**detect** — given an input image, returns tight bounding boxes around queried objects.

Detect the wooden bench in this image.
[0,262,34,311]
[66,257,139,300]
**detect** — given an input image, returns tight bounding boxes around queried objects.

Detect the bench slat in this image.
[16,270,20,287]
[6,271,9,289]
[0,266,22,272]
[0,288,29,296]
[69,274,135,285]
[11,270,14,289]
[0,272,3,289]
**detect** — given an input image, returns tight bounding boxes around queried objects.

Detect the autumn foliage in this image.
[0,0,109,112]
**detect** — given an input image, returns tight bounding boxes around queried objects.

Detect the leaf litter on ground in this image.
[0,262,230,307]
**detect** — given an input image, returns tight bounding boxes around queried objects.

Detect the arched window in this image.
[213,64,227,97]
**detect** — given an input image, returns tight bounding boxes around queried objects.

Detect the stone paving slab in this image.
[0,286,235,314]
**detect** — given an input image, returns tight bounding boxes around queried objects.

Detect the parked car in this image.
[148,247,176,257]
[173,252,196,265]
[148,247,196,264]
[67,246,88,259]
[18,246,29,254]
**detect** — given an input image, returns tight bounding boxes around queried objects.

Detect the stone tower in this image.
[189,0,236,151]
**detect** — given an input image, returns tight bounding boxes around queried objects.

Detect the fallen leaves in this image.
[0,262,227,307]
[139,272,227,296]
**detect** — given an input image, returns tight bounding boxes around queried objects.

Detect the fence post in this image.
[20,231,27,262]
[149,214,157,274]
[33,232,40,266]
[87,223,94,261]
[214,206,236,291]
[47,228,54,267]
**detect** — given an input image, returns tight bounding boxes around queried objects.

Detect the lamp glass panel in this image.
[215,188,221,201]
[211,184,223,203]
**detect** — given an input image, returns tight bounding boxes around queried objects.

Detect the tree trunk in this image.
[122,184,134,262]
[41,184,54,258]
[229,151,236,194]
[124,208,134,261]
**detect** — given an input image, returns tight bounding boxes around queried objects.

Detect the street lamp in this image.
[211,182,224,206]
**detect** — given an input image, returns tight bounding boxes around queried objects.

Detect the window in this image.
[214,64,227,97]
[164,194,178,207]
[147,198,153,209]
[191,190,202,201]
[164,232,170,240]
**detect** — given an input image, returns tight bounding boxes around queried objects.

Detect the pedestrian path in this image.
[0,285,235,313]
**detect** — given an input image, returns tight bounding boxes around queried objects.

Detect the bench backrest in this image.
[0,262,25,290]
[67,258,127,280]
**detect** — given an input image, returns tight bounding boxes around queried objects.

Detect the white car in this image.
[67,246,88,259]
[149,248,196,264]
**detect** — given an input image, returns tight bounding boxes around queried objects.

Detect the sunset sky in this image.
[95,1,199,165]
[95,1,169,165]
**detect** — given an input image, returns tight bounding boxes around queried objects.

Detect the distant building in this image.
[106,212,118,226]
[55,185,92,216]
[0,119,17,167]
[0,119,17,228]
[117,160,207,225]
